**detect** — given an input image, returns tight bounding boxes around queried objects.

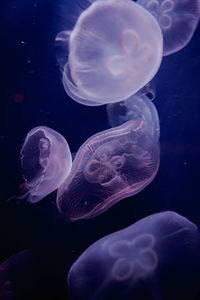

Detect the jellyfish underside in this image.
[137,0,200,56]
[68,211,200,300]
[61,0,163,105]
[19,126,72,203]
[56,119,160,221]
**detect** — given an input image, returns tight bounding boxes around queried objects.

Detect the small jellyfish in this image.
[137,0,200,56]
[56,119,160,221]
[18,126,72,203]
[68,211,200,300]
[106,94,160,142]
[60,0,163,106]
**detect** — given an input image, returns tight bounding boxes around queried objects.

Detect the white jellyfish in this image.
[57,0,163,106]
[15,126,72,203]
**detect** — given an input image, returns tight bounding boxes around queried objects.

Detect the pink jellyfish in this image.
[56,119,160,221]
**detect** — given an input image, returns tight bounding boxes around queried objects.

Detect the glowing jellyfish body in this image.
[56,119,160,221]
[68,211,200,300]
[63,0,163,106]
[137,0,200,56]
[20,126,72,203]
[107,94,160,143]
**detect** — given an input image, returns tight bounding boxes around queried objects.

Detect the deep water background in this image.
[1,0,200,299]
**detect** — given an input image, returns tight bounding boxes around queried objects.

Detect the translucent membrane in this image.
[19,126,72,203]
[56,119,160,221]
[137,0,200,56]
[62,0,163,105]
[106,94,160,142]
[68,211,200,300]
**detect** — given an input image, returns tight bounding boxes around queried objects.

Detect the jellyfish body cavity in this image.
[68,211,200,300]
[106,94,160,143]
[56,119,160,221]
[20,126,72,203]
[137,0,200,56]
[63,0,163,106]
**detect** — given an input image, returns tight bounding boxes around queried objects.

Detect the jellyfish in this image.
[18,126,72,203]
[135,80,156,101]
[137,0,200,56]
[60,0,163,106]
[67,211,200,300]
[106,94,160,143]
[0,250,34,300]
[56,118,160,221]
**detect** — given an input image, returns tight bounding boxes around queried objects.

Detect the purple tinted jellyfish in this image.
[68,211,200,300]
[106,94,160,143]
[137,0,200,56]
[56,119,160,221]
[0,250,34,300]
[19,126,72,203]
[62,0,163,106]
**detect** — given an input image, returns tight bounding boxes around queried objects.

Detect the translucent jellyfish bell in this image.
[137,0,200,56]
[56,119,160,221]
[18,126,72,203]
[68,211,200,300]
[106,94,160,142]
[62,0,163,106]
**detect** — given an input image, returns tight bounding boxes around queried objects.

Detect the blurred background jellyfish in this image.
[106,94,160,143]
[17,126,72,203]
[58,0,163,106]
[56,116,160,221]
[67,211,200,300]
[0,250,34,300]
[137,0,200,56]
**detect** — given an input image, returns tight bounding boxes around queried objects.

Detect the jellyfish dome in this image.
[19,126,72,203]
[56,119,160,221]
[106,94,160,143]
[68,211,200,300]
[63,0,163,106]
[137,0,200,56]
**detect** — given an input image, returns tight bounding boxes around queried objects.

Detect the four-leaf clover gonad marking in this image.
[107,29,152,87]
[109,233,158,281]
[147,0,174,29]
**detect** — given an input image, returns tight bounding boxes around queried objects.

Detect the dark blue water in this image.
[1,0,200,299]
